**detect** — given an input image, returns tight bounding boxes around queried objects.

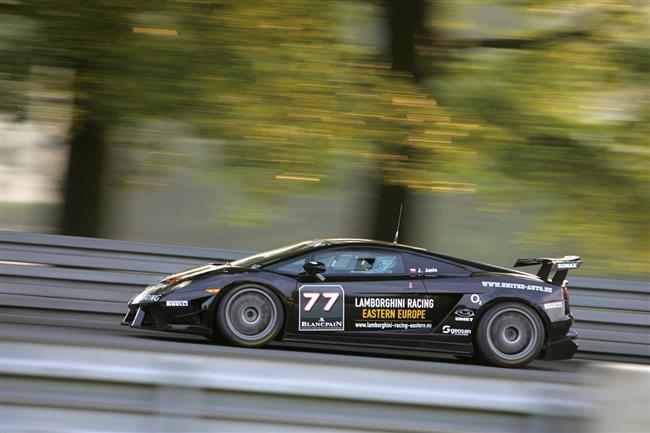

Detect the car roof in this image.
[308,238,428,253]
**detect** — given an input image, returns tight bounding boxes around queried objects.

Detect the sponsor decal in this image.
[470,294,482,305]
[556,262,578,269]
[354,297,435,309]
[481,281,553,293]
[135,293,161,302]
[299,285,345,331]
[455,308,475,317]
[352,295,435,330]
[544,301,564,310]
[165,300,188,307]
[360,308,426,319]
[133,282,173,303]
[454,308,475,322]
[301,318,344,330]
[354,322,431,330]
[442,325,471,336]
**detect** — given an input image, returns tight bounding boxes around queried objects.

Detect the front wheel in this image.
[476,302,545,368]
[216,284,284,347]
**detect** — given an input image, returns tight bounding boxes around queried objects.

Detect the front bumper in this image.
[121,296,216,336]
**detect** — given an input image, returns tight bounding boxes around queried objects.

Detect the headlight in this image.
[171,280,192,290]
[132,280,193,304]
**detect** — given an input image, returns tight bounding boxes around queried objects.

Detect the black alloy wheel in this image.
[216,284,284,347]
[476,302,545,368]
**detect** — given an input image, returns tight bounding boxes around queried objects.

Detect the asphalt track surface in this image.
[1,306,588,381]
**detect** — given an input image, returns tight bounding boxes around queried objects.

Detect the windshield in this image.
[230,241,314,268]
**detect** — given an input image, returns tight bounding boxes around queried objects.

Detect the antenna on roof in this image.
[393,203,403,244]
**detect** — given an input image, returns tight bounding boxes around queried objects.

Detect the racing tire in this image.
[216,284,284,348]
[476,302,545,368]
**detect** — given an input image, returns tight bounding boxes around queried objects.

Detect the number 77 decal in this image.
[298,285,345,332]
[302,292,340,311]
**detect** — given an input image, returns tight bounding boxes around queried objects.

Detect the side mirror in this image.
[303,261,326,281]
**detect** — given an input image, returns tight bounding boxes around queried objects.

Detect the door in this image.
[294,247,433,345]
[402,252,474,338]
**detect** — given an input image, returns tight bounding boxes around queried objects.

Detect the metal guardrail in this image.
[1,230,649,433]
[1,230,648,360]
[569,277,650,360]
[0,230,247,315]
[4,320,650,433]
[0,338,593,433]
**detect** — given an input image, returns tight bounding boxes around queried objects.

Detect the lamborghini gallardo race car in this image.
[122,239,581,367]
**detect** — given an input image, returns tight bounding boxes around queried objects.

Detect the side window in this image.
[404,253,468,276]
[313,249,405,275]
[273,255,308,274]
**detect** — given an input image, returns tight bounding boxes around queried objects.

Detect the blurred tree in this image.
[425,1,649,273]
[170,1,470,238]
[1,0,472,240]
[368,0,426,242]
[1,1,245,236]
[2,0,647,274]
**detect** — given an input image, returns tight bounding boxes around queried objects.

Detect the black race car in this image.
[122,239,581,367]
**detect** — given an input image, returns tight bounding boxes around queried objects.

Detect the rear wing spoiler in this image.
[514,256,582,285]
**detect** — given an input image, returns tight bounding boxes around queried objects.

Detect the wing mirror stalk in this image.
[303,261,326,282]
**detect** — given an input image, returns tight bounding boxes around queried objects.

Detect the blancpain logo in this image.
[301,321,343,328]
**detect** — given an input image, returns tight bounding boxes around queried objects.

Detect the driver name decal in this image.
[298,285,344,331]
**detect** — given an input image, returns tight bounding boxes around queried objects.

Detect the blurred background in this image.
[1,0,648,277]
[1,3,649,432]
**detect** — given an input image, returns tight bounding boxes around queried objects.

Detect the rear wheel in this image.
[476,302,544,368]
[216,284,284,347]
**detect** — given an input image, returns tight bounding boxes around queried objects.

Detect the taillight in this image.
[562,281,571,314]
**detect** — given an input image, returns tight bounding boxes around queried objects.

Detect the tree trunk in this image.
[368,0,425,243]
[387,0,424,75]
[369,177,410,243]
[60,82,106,237]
